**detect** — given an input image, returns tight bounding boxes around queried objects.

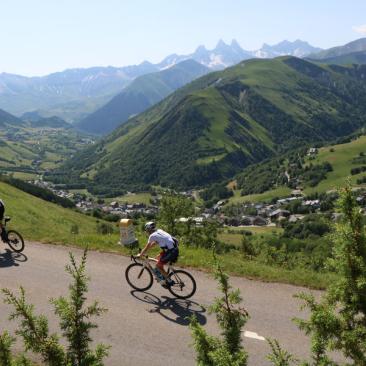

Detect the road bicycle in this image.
[1,216,25,253]
[125,254,197,299]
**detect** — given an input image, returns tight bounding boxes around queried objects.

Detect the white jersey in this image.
[149,229,175,250]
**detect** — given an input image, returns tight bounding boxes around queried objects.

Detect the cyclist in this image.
[0,198,5,242]
[138,221,178,287]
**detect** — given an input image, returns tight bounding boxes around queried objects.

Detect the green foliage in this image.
[268,184,366,365]
[0,331,14,366]
[182,220,221,249]
[2,249,109,366]
[158,194,194,235]
[70,224,79,235]
[201,183,233,207]
[51,250,109,365]
[96,222,114,235]
[190,257,249,365]
[240,234,256,258]
[282,214,331,239]
[0,331,34,366]
[266,339,297,366]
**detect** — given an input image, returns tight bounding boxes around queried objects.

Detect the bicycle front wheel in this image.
[7,230,25,253]
[125,263,153,291]
[168,269,196,299]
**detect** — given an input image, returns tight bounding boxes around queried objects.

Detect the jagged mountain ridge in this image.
[157,39,321,69]
[0,39,321,122]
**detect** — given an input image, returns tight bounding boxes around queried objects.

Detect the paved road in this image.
[0,242,320,365]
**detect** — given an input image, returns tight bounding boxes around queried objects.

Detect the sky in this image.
[0,0,366,76]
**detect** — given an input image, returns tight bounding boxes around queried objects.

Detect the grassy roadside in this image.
[0,181,333,289]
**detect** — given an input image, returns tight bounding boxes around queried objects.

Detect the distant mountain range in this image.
[76,60,209,135]
[51,57,366,193]
[0,63,159,122]
[0,39,321,122]
[158,39,321,70]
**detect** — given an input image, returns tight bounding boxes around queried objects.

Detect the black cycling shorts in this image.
[0,202,4,221]
[159,247,179,264]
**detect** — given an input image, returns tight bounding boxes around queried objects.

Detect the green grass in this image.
[219,226,283,247]
[105,192,152,205]
[12,172,39,180]
[228,186,292,204]
[0,181,332,289]
[303,135,366,194]
[179,245,335,289]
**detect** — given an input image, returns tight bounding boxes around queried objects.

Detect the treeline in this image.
[200,183,233,207]
[0,175,75,208]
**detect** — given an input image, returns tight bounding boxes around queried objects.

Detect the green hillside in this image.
[0,181,120,250]
[304,135,366,194]
[76,60,209,135]
[0,108,25,127]
[311,51,366,66]
[51,57,366,193]
[0,108,95,178]
[309,37,366,60]
[229,134,366,203]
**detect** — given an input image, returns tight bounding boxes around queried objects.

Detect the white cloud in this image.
[352,25,366,35]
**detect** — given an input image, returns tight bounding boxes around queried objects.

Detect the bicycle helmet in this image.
[144,221,156,232]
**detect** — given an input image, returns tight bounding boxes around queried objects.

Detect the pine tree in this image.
[2,249,109,366]
[267,184,366,365]
[190,257,249,365]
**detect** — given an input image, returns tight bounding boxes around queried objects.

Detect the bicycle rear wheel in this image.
[168,269,196,299]
[7,230,25,253]
[125,263,153,291]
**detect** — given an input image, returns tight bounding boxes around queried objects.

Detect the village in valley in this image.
[29,172,366,229]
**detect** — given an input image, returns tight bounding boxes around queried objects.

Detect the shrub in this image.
[190,257,249,365]
[1,249,109,366]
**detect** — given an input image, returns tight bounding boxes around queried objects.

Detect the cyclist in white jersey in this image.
[138,221,179,286]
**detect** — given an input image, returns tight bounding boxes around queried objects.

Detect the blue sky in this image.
[1,0,365,76]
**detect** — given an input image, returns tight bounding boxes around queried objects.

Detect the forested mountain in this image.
[49,57,366,194]
[76,60,209,135]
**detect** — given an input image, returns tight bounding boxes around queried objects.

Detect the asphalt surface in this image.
[0,242,322,365]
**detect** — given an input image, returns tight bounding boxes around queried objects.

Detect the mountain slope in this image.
[0,63,158,121]
[0,39,321,122]
[311,51,366,66]
[0,108,25,127]
[309,38,366,60]
[51,57,366,193]
[76,60,209,135]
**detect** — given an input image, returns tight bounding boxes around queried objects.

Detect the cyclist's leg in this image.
[0,204,4,241]
[157,248,179,278]
[156,252,169,278]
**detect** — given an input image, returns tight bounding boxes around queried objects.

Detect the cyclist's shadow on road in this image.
[130,290,207,326]
[0,249,28,268]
